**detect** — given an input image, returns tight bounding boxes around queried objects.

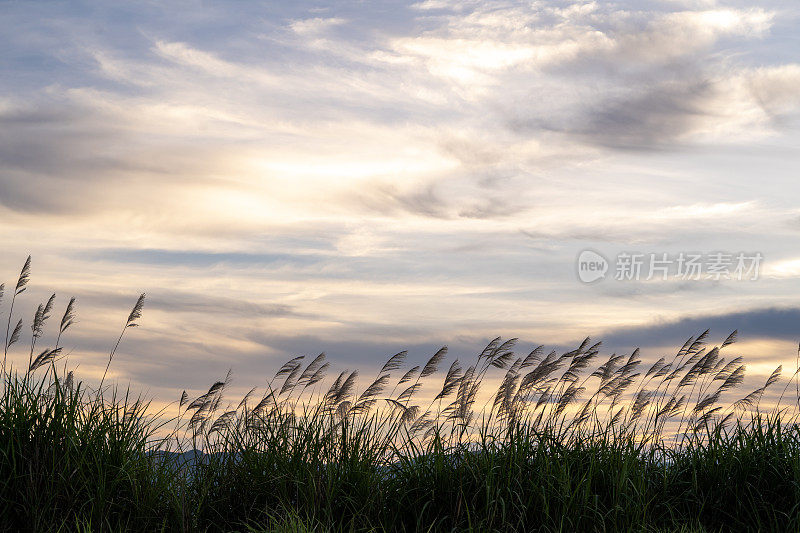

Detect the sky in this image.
[1,0,800,407]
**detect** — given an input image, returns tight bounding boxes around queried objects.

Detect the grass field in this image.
[2,259,800,532]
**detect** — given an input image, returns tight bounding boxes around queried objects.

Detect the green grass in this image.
[2,257,800,532]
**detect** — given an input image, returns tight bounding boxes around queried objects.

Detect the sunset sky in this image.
[2,0,800,403]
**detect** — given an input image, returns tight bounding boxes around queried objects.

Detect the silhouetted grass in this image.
[2,257,800,532]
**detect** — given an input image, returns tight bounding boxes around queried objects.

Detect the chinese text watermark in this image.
[576,250,763,284]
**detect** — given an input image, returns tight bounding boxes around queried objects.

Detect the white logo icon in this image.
[577,250,608,283]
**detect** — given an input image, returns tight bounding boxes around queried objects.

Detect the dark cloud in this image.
[595,279,725,299]
[87,248,322,268]
[572,81,714,150]
[599,307,800,351]
[54,329,475,393]
[457,195,526,220]
[56,330,239,391]
[37,306,800,396]
[353,182,450,219]
[521,227,633,244]
[512,80,715,151]
[0,102,122,172]
[353,181,527,221]
[148,292,295,319]
[250,333,462,371]
[75,288,297,319]
[0,100,191,214]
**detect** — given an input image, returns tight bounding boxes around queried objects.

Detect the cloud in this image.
[521,65,800,150]
[600,307,800,350]
[457,195,527,220]
[0,94,252,215]
[88,248,322,269]
[543,80,717,150]
[519,201,768,244]
[351,181,450,218]
[76,288,297,319]
[290,16,347,36]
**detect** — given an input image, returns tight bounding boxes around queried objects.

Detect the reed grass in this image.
[2,257,800,532]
